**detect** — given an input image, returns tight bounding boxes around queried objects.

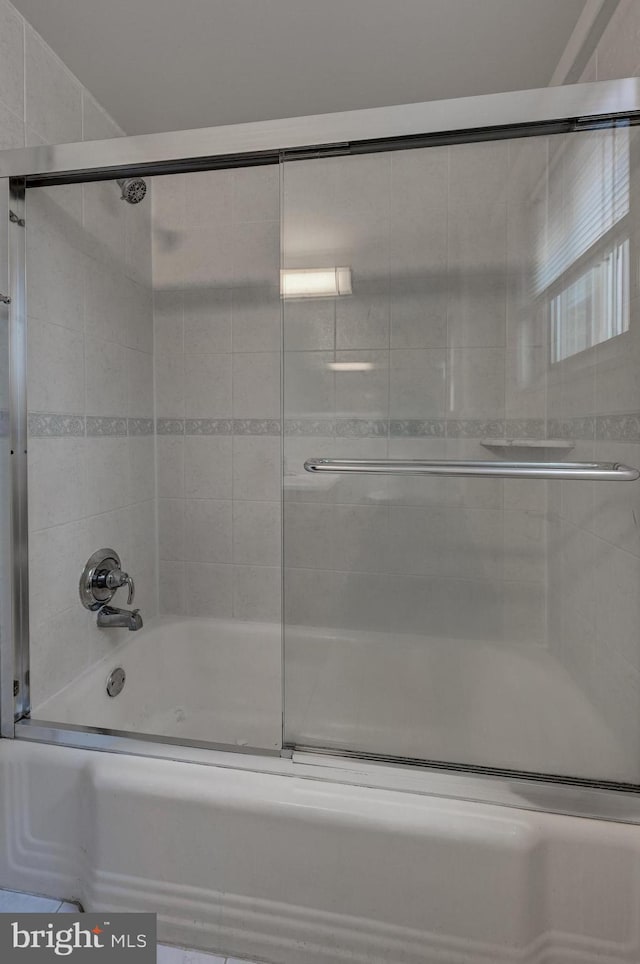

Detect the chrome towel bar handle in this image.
[303,458,640,481]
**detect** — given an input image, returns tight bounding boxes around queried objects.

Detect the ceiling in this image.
[12,0,589,136]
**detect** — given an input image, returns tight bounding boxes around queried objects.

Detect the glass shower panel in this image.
[23,166,283,752]
[282,125,640,783]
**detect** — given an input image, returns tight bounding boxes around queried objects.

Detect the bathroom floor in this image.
[0,889,263,964]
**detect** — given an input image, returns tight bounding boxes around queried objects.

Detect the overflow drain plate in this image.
[106,667,126,698]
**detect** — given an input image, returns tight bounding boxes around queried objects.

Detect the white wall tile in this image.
[232,286,281,353]
[185,499,232,564]
[83,180,127,270]
[336,283,389,350]
[0,98,23,149]
[129,436,155,504]
[284,502,335,570]
[179,224,235,288]
[335,350,388,418]
[30,606,88,707]
[446,348,505,419]
[127,349,154,418]
[390,280,447,350]
[124,194,153,287]
[85,336,128,417]
[333,504,389,573]
[233,565,281,622]
[185,437,232,499]
[183,288,232,354]
[85,438,130,512]
[154,290,184,356]
[505,346,546,420]
[29,519,87,626]
[595,0,640,80]
[159,498,185,561]
[184,353,232,418]
[390,349,446,418]
[28,438,86,530]
[284,567,337,628]
[25,25,82,144]
[232,352,280,418]
[157,437,185,500]
[284,350,334,418]
[233,501,281,566]
[0,0,24,118]
[283,298,335,351]
[233,165,280,222]
[27,318,85,414]
[84,257,128,345]
[447,276,507,349]
[233,436,281,502]
[184,562,233,618]
[184,170,233,226]
[128,499,156,578]
[86,507,132,568]
[503,510,546,583]
[233,221,280,286]
[26,206,86,330]
[82,91,123,140]
[155,353,185,417]
[159,562,186,616]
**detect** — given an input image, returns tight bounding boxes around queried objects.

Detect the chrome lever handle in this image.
[104,569,135,604]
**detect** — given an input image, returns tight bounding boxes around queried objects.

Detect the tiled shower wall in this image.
[152,167,282,622]
[546,0,640,758]
[0,0,156,706]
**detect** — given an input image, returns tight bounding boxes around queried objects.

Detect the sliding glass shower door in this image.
[281,124,640,784]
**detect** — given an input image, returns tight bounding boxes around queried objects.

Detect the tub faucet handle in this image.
[79,548,138,611]
[105,569,135,605]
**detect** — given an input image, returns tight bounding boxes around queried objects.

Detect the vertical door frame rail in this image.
[2,79,640,814]
[0,176,28,737]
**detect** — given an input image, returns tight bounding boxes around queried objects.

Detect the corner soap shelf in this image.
[481,438,575,452]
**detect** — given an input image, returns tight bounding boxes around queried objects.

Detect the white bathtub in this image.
[14,618,640,962]
[1,739,640,964]
[33,616,631,782]
[34,617,282,750]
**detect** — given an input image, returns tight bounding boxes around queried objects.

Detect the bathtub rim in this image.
[13,717,640,827]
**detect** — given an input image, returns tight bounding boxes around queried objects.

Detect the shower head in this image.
[117,177,147,204]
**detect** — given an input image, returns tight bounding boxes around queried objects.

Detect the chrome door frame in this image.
[3,78,640,819]
[0,78,638,185]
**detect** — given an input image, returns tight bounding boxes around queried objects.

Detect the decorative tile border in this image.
[157,417,281,436]
[185,418,233,435]
[285,419,336,437]
[128,417,155,436]
[233,419,281,436]
[29,413,153,438]
[547,416,594,441]
[337,419,389,438]
[504,418,546,439]
[446,419,505,439]
[26,411,640,442]
[389,419,445,438]
[86,416,128,437]
[157,418,184,435]
[595,413,640,442]
[28,413,85,437]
